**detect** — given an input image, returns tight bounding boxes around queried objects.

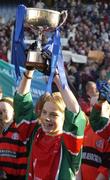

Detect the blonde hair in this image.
[0,97,13,108]
[45,92,66,113]
[35,92,66,116]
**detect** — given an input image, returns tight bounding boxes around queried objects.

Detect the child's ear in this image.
[37,118,41,124]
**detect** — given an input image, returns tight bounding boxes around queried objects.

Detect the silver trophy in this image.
[25,8,68,71]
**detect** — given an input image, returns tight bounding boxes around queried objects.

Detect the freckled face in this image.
[40,101,64,136]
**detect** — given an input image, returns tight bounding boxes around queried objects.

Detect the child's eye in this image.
[49,113,59,118]
[42,110,47,115]
[3,109,7,113]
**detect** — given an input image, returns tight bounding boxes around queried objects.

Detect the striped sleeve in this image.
[90,104,110,140]
[97,141,110,179]
[16,119,38,141]
[63,109,86,155]
[14,92,38,141]
[14,92,37,124]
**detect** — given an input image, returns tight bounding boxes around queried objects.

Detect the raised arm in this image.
[90,81,110,140]
[54,74,80,113]
[14,70,36,124]
[90,101,110,140]
[17,70,34,95]
[54,73,86,163]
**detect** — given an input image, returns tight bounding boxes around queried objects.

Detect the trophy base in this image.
[26,61,47,71]
[26,50,47,71]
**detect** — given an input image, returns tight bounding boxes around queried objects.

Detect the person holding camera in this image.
[13,64,86,180]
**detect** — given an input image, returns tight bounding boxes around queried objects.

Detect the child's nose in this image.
[45,117,51,122]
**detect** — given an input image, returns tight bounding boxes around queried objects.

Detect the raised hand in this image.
[96,80,110,103]
[101,101,110,118]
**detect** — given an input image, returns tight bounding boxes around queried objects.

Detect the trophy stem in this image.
[37,34,42,50]
[37,27,44,50]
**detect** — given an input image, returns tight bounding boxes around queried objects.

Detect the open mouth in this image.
[42,122,54,131]
[44,122,53,128]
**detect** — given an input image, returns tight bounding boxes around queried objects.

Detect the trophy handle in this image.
[43,10,68,31]
[58,10,68,28]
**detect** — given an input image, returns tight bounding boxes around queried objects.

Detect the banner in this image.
[88,50,104,64]
[0,59,46,105]
[62,50,87,63]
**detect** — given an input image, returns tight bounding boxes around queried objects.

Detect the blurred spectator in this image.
[0,45,8,62]
[79,81,99,116]
[35,0,45,8]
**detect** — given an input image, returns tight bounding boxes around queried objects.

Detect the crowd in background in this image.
[0,1,110,179]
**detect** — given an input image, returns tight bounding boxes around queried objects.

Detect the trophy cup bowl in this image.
[25,8,68,71]
[26,8,61,29]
